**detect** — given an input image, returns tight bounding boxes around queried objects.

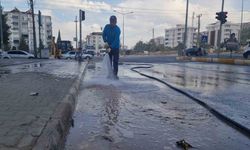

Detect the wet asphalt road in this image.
[145,62,250,130]
[65,61,250,150]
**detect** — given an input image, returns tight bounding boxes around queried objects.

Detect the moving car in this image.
[0,50,11,59]
[7,50,34,59]
[62,51,93,60]
[184,47,207,56]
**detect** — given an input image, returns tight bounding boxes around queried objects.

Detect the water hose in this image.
[129,64,250,139]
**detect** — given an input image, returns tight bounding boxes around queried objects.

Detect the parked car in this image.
[0,50,11,59]
[7,50,34,59]
[184,47,207,56]
[243,46,250,59]
[61,51,76,59]
[62,51,93,60]
[85,50,95,56]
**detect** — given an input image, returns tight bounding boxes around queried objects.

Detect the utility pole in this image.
[38,10,42,58]
[152,28,155,40]
[79,10,82,50]
[74,16,78,49]
[239,0,244,45]
[192,12,195,28]
[79,10,85,50]
[114,10,133,51]
[217,0,225,57]
[197,14,202,47]
[183,0,189,55]
[0,1,3,50]
[30,0,37,58]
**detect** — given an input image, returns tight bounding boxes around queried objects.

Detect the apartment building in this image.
[5,8,52,53]
[165,24,197,48]
[86,32,105,53]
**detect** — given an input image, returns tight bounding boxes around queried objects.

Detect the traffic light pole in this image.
[30,0,37,58]
[0,2,4,51]
[183,0,189,56]
[79,10,82,50]
[74,16,78,49]
[217,0,224,57]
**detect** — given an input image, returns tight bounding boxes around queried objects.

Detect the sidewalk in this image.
[0,60,87,150]
[177,56,250,65]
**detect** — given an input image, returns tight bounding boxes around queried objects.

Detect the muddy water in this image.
[65,63,250,150]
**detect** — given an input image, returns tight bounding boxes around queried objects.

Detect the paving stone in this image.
[0,60,86,149]
[18,134,37,149]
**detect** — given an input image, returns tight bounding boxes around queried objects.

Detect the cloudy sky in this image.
[2,0,250,48]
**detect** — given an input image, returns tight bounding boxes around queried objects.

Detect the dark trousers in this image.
[109,49,119,76]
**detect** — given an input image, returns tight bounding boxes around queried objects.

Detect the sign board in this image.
[201,35,208,43]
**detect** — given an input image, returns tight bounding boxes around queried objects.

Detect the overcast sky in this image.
[2,0,250,48]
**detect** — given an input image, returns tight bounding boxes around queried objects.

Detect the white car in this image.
[61,51,76,59]
[0,50,11,59]
[62,51,93,60]
[7,50,34,59]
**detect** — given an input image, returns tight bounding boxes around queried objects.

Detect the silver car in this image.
[0,50,11,59]
[7,50,34,59]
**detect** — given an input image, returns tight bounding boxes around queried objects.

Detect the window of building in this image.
[12,22,19,26]
[12,16,19,19]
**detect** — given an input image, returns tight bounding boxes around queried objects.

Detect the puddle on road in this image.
[64,63,250,150]
[1,60,84,79]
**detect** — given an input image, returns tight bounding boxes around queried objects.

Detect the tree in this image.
[134,41,147,51]
[240,27,250,45]
[0,13,11,50]
[19,36,29,51]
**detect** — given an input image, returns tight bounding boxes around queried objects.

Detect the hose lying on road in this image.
[130,64,250,139]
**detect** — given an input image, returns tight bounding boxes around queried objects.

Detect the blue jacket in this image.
[102,24,121,50]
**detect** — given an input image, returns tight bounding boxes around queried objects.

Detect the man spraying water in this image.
[102,15,121,80]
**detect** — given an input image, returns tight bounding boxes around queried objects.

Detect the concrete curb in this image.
[177,56,250,66]
[32,62,88,150]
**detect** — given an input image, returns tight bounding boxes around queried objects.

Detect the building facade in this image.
[154,36,165,46]
[86,32,105,53]
[5,8,52,53]
[207,22,240,48]
[165,24,197,48]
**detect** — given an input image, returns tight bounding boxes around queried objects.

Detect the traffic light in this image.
[215,11,228,25]
[216,12,222,21]
[221,12,228,24]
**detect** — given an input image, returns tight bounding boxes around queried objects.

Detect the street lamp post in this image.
[113,10,133,51]
[239,0,244,45]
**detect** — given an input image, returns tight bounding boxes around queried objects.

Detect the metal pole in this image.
[217,0,224,57]
[152,28,155,40]
[113,10,133,51]
[75,16,78,49]
[38,10,42,58]
[239,0,244,45]
[79,10,82,50]
[30,0,37,58]
[197,14,202,47]
[183,0,189,55]
[122,14,124,51]
[0,2,3,50]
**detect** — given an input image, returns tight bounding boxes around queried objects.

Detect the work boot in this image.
[114,75,119,80]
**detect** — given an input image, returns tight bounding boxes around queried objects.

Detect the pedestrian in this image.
[102,15,121,80]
